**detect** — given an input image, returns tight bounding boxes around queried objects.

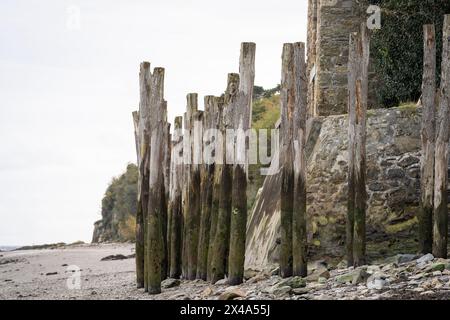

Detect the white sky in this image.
[0,0,307,246]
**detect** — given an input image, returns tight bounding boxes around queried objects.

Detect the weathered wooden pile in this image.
[132,43,258,294]
[132,16,450,295]
[418,17,450,259]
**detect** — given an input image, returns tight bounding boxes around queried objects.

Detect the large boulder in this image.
[245,105,450,270]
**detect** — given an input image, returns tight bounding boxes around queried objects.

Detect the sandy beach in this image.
[1,243,450,300]
[0,243,142,300]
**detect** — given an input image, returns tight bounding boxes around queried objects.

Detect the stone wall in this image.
[308,0,378,116]
[245,105,450,270]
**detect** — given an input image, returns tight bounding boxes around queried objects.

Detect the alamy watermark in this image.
[66,265,81,290]
[321,1,381,30]
[170,121,310,176]
[66,5,81,31]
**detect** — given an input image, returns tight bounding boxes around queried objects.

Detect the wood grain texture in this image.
[419,24,436,254]
[433,15,450,258]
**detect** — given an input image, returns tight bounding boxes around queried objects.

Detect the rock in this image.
[292,287,309,295]
[270,267,280,276]
[61,264,68,267]
[336,268,369,285]
[306,266,330,281]
[416,253,434,265]
[366,273,389,290]
[318,277,328,284]
[100,254,131,261]
[387,168,405,179]
[398,155,419,167]
[45,272,58,276]
[214,278,228,285]
[218,288,246,300]
[336,259,348,269]
[335,272,354,284]
[201,287,213,297]
[421,278,442,290]
[161,278,180,289]
[244,269,260,280]
[420,290,435,296]
[430,263,446,272]
[278,276,307,288]
[410,272,425,280]
[272,286,292,296]
[247,273,269,284]
[394,254,417,264]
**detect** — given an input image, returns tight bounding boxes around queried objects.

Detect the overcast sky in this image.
[0,0,307,246]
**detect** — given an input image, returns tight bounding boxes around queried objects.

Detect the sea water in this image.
[0,246,19,252]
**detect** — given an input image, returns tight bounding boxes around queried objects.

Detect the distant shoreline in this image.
[0,246,20,252]
[0,241,87,252]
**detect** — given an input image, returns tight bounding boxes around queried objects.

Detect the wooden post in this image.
[433,15,450,259]
[161,121,171,279]
[419,24,436,254]
[184,94,202,280]
[279,43,294,278]
[138,62,152,291]
[197,96,215,280]
[132,110,145,288]
[169,116,184,278]
[210,74,239,284]
[228,42,255,285]
[147,67,166,294]
[207,97,224,281]
[182,112,188,279]
[292,42,308,277]
[347,24,370,267]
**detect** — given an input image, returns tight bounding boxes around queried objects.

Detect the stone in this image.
[398,155,419,167]
[387,168,405,179]
[201,287,213,297]
[247,274,269,284]
[292,287,310,295]
[45,272,58,276]
[410,273,425,280]
[420,290,435,296]
[100,254,130,261]
[270,267,280,276]
[416,253,434,265]
[394,254,417,264]
[244,269,260,280]
[161,278,180,289]
[336,259,348,269]
[366,272,389,290]
[369,182,386,192]
[214,278,228,285]
[430,263,446,272]
[335,268,369,285]
[318,277,328,284]
[278,276,307,289]
[306,266,330,281]
[272,286,292,296]
[218,288,246,300]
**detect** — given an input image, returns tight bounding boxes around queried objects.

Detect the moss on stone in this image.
[385,217,418,234]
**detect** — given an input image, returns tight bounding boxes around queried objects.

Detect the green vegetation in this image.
[93,163,138,242]
[370,0,450,107]
[248,87,281,211]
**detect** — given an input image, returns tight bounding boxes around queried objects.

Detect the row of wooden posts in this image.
[132,17,450,294]
[132,43,259,294]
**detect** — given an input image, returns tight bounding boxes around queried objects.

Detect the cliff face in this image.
[92,164,138,243]
[245,105,450,270]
